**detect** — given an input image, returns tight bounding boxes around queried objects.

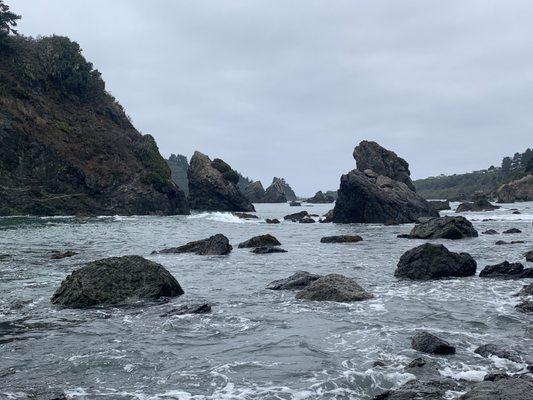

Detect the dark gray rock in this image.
[299,217,316,223]
[284,210,309,221]
[289,200,301,206]
[187,151,254,212]
[50,250,78,260]
[242,180,265,203]
[459,375,533,400]
[51,255,183,308]
[320,235,363,243]
[404,357,440,380]
[395,243,477,280]
[258,177,297,203]
[482,229,498,235]
[479,261,533,279]
[400,216,478,240]
[307,191,335,204]
[265,218,280,224]
[503,228,522,234]
[515,283,533,297]
[251,247,287,254]
[320,209,334,223]
[474,344,522,363]
[495,240,525,245]
[154,234,232,255]
[411,331,455,355]
[456,198,500,212]
[374,379,460,400]
[515,300,533,313]
[428,200,451,211]
[238,234,281,248]
[266,271,321,290]
[525,250,533,262]
[167,153,190,196]
[160,303,211,317]
[295,274,373,302]
[233,212,259,219]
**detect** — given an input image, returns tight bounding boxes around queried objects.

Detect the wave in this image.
[187,212,251,224]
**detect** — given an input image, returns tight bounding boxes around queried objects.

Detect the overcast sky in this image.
[11,0,533,196]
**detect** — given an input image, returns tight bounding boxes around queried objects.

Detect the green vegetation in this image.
[53,120,72,134]
[414,148,533,200]
[0,0,20,37]
[134,135,172,193]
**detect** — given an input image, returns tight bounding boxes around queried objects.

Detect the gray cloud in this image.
[11,0,533,196]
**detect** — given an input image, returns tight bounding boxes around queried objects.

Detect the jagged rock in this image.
[167,154,190,196]
[242,180,265,203]
[307,191,335,204]
[289,200,301,206]
[525,250,533,262]
[514,283,533,296]
[51,256,183,308]
[399,216,478,240]
[295,274,373,302]
[160,303,211,317]
[474,344,522,363]
[266,271,321,290]
[479,261,533,279]
[50,251,78,260]
[258,177,297,203]
[515,301,533,313]
[404,357,440,380]
[154,234,232,255]
[411,331,455,355]
[0,36,189,217]
[503,228,522,234]
[495,175,533,203]
[187,152,254,212]
[456,198,500,212]
[238,234,281,248]
[459,375,533,400]
[265,218,280,224]
[284,211,309,221]
[233,212,259,219]
[299,217,316,223]
[320,209,334,223]
[251,247,288,254]
[495,240,525,245]
[320,235,363,243]
[353,140,416,191]
[374,379,460,400]
[482,229,498,235]
[395,243,477,280]
[428,200,451,211]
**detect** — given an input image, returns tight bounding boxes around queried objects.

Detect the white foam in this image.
[188,212,246,224]
[439,366,486,382]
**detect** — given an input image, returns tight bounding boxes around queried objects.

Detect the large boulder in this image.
[187,151,254,212]
[459,375,533,400]
[153,234,232,255]
[479,261,533,279]
[395,243,477,280]
[495,175,533,203]
[238,234,281,248]
[295,274,373,302]
[456,198,500,212]
[266,271,322,290]
[411,331,456,355]
[307,191,335,204]
[400,216,478,240]
[353,140,416,191]
[51,256,183,308]
[258,177,297,203]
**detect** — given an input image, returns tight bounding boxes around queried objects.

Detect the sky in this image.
[10,0,533,196]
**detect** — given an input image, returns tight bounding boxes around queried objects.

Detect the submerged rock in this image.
[265,218,280,224]
[411,331,456,355]
[514,283,533,297]
[154,234,232,255]
[50,251,78,260]
[515,300,533,313]
[295,274,373,302]
[482,229,498,235]
[233,212,259,220]
[307,191,335,204]
[456,198,500,212]
[395,243,477,280]
[474,344,522,363]
[289,200,301,206]
[428,200,451,211]
[320,235,363,243]
[238,234,281,248]
[283,210,309,221]
[160,303,211,317]
[266,271,321,290]
[503,228,522,234]
[479,261,533,279]
[251,247,287,254]
[374,379,460,400]
[51,255,183,308]
[400,216,478,240]
[459,375,533,400]
[299,217,316,223]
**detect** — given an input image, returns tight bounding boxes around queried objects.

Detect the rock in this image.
[374,379,460,400]
[411,331,456,355]
[307,191,335,204]
[160,303,211,317]
[242,180,266,203]
[483,372,510,382]
[495,175,533,203]
[233,212,259,219]
[404,357,440,379]
[456,198,500,212]
[265,218,280,224]
[474,344,522,363]
[459,375,533,400]
[154,234,232,255]
[299,217,316,223]
[395,243,477,280]
[238,234,281,248]
[479,261,533,279]
[0,36,189,217]
[50,250,78,260]
[513,210,522,214]
[514,283,533,297]
[515,300,533,313]
[167,153,190,196]
[320,235,363,243]
[289,200,301,206]
[482,229,498,235]
[267,271,322,290]
[353,140,416,191]
[258,177,297,203]
[283,210,309,221]
[187,151,254,212]
[251,247,287,254]
[427,200,451,211]
[495,240,525,245]
[400,216,478,240]
[51,255,183,308]
[295,274,373,302]
[503,228,522,234]
[320,209,334,223]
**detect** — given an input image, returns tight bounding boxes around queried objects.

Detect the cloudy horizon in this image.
[10,0,533,196]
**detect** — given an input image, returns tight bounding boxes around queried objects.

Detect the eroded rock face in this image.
[459,375,533,400]
[320,235,363,243]
[187,151,254,212]
[243,181,266,203]
[238,234,281,248]
[411,331,456,355]
[295,274,373,302]
[479,261,533,279]
[259,177,297,203]
[495,175,533,203]
[154,234,232,256]
[395,243,477,280]
[400,216,478,240]
[51,256,183,308]
[354,141,416,191]
[266,271,321,290]
[167,154,190,196]
[307,191,335,203]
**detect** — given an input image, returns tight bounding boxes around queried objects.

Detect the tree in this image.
[0,1,21,37]
[501,156,512,175]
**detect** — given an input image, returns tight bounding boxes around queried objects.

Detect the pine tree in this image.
[0,1,21,38]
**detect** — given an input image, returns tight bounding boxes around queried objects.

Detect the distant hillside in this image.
[414,148,533,200]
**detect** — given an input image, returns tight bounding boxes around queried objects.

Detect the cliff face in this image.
[167,154,189,196]
[0,35,188,216]
[257,177,297,203]
[495,175,533,203]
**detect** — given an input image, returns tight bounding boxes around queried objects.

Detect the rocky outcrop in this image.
[233,212,258,220]
[187,152,254,212]
[399,216,478,240]
[266,271,321,290]
[153,234,232,255]
[295,274,373,302]
[50,251,78,260]
[503,228,521,234]
[495,175,533,203]
[238,234,281,248]
[160,303,211,317]
[427,200,451,211]
[515,283,533,296]
[374,379,460,400]
[495,240,525,245]
[251,247,287,254]
[284,211,309,221]
[299,216,315,223]
[411,331,455,355]
[265,218,280,224]
[482,229,498,235]
[307,191,335,203]
[459,375,533,400]
[456,198,500,212]
[0,35,189,216]
[242,180,265,203]
[525,250,533,262]
[479,261,533,279]
[167,154,189,196]
[320,235,363,243]
[51,256,183,308]
[258,177,297,203]
[289,200,301,206]
[395,243,477,280]
[474,344,522,363]
[332,142,437,223]
[354,140,416,191]
[516,301,533,313]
